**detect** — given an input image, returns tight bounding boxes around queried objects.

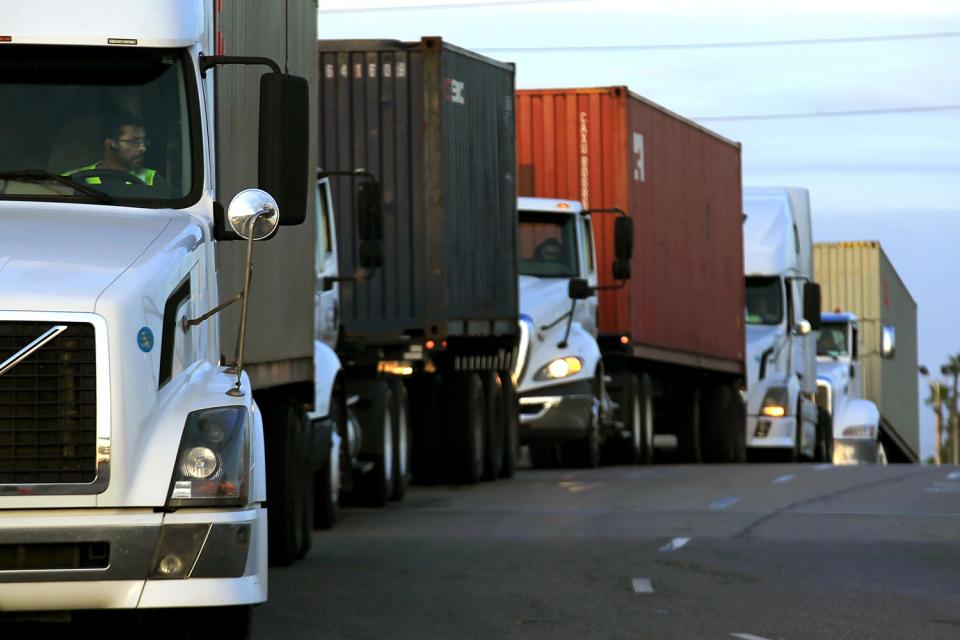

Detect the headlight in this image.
[760,386,788,418]
[167,406,249,507]
[842,426,877,438]
[534,356,583,381]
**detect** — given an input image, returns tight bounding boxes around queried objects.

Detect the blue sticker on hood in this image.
[137,327,155,353]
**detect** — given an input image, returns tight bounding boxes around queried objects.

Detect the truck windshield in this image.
[817,322,849,357]
[0,45,197,207]
[745,276,783,325]
[518,211,579,277]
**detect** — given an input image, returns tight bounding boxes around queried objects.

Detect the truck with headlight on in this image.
[816,311,894,464]
[742,187,831,461]
[0,0,331,630]
[516,87,747,465]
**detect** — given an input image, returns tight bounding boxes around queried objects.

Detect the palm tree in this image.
[925,381,951,464]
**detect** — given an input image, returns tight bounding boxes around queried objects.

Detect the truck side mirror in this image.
[881,323,896,359]
[568,278,592,300]
[357,181,383,241]
[612,259,631,281]
[803,282,822,330]
[259,72,309,226]
[614,216,634,261]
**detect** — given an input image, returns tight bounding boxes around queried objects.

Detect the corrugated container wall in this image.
[215,0,319,388]
[813,242,919,460]
[318,38,518,343]
[516,87,744,371]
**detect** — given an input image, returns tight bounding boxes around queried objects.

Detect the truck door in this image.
[575,214,599,337]
[316,178,340,350]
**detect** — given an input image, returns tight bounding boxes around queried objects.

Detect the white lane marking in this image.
[926,482,960,493]
[772,474,796,484]
[946,471,960,480]
[815,463,833,470]
[731,634,773,640]
[659,537,691,552]
[709,496,739,510]
[632,578,654,593]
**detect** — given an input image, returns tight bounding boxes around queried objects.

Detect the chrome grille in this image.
[0,322,97,484]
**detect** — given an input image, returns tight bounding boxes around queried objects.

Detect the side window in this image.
[580,217,595,275]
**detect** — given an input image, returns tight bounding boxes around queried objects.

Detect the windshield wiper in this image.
[0,169,113,204]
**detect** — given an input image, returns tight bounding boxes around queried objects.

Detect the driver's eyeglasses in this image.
[116,138,151,149]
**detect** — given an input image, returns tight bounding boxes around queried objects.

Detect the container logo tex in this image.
[444,77,466,105]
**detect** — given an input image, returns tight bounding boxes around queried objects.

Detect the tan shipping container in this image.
[814,241,919,462]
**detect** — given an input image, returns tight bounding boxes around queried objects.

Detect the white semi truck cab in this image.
[0,0,318,625]
[743,187,829,461]
[816,312,894,464]
[514,197,638,468]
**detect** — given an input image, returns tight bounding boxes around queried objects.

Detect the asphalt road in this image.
[257,461,960,640]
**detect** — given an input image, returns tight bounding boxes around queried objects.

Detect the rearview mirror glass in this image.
[357,181,383,241]
[612,259,631,281]
[881,323,896,359]
[568,278,592,300]
[259,72,309,226]
[803,282,822,330]
[614,216,634,261]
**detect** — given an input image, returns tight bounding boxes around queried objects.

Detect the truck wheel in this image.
[447,371,485,484]
[481,371,505,481]
[529,443,559,468]
[411,374,445,485]
[315,386,346,529]
[499,371,519,478]
[354,380,395,506]
[262,396,309,566]
[702,384,745,463]
[677,386,703,464]
[637,374,656,465]
[388,378,412,500]
[814,407,833,463]
[563,417,601,468]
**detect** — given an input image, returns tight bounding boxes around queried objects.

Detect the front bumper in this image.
[833,439,881,465]
[0,507,266,611]
[746,414,796,449]
[518,380,593,442]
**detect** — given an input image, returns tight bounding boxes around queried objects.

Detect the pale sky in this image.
[318,0,960,460]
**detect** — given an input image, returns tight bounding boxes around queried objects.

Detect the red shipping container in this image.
[516,87,744,374]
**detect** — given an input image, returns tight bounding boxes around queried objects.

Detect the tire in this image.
[388,378,412,500]
[499,371,519,478]
[410,374,445,485]
[447,371,485,484]
[315,384,345,530]
[562,417,601,468]
[262,396,310,567]
[814,407,833,464]
[354,380,395,506]
[637,374,656,465]
[529,443,559,469]
[702,384,746,464]
[609,373,642,464]
[677,386,703,464]
[481,371,505,481]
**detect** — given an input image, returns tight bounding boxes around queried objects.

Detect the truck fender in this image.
[833,398,880,438]
[564,321,602,381]
[313,340,344,419]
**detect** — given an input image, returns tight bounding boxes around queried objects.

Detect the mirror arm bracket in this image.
[199,54,281,78]
[182,293,242,331]
[557,300,578,349]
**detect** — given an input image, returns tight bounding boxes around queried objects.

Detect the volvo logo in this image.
[0,325,68,377]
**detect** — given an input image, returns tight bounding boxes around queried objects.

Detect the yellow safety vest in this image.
[64,162,157,186]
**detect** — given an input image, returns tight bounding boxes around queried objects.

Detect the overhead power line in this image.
[695,104,960,122]
[318,0,579,13]
[476,31,960,52]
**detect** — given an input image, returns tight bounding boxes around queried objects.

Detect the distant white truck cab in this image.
[743,187,830,461]
[816,312,893,464]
